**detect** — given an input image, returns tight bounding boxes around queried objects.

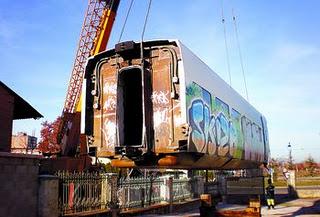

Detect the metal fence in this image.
[204,180,219,196]
[117,177,164,209]
[56,171,113,215]
[56,172,193,215]
[172,178,192,201]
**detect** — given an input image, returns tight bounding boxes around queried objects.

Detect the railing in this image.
[172,178,192,201]
[117,177,164,209]
[56,171,113,215]
[56,172,194,215]
[204,180,219,196]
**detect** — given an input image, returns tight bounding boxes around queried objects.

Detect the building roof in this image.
[0,81,43,120]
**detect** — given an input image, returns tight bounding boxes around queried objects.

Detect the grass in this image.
[273,179,320,187]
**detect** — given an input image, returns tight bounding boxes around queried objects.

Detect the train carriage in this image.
[83,39,270,169]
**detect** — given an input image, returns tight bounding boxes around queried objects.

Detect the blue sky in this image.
[1,0,319,162]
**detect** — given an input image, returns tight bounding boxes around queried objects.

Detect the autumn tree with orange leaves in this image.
[38,117,62,156]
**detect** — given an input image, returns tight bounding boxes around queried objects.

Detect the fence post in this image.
[101,173,108,209]
[107,174,119,217]
[168,177,173,212]
[141,187,145,207]
[38,175,59,217]
[217,174,227,202]
[192,176,204,198]
[287,170,297,198]
[162,176,174,212]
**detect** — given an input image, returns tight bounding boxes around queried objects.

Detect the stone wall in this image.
[0,153,40,217]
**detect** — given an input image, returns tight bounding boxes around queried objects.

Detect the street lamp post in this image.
[288,142,293,170]
[287,142,297,198]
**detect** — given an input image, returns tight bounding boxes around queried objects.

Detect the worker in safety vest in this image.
[265,178,275,209]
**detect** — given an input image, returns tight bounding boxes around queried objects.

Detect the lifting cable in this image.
[232,8,249,101]
[140,0,153,148]
[118,0,135,43]
[140,0,153,60]
[221,0,232,87]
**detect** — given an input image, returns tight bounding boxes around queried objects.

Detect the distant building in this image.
[11,132,40,155]
[0,81,43,152]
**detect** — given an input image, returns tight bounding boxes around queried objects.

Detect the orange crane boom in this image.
[64,0,120,113]
[59,0,120,157]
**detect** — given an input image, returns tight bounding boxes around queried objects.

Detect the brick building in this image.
[11,132,40,154]
[0,81,42,152]
[0,81,44,216]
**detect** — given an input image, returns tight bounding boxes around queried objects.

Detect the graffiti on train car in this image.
[101,79,117,151]
[151,90,170,105]
[103,81,117,111]
[151,90,170,130]
[186,82,263,161]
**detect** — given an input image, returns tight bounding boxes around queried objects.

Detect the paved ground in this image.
[261,198,320,217]
[141,198,320,217]
[216,199,320,216]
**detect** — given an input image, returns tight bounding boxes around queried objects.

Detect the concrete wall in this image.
[0,153,40,217]
[38,175,59,217]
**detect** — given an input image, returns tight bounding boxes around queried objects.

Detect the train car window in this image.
[215,97,230,117]
[251,123,259,150]
[231,108,243,159]
[241,116,253,160]
[231,108,240,119]
[258,127,263,143]
[252,123,258,139]
[249,122,264,161]
[186,82,211,108]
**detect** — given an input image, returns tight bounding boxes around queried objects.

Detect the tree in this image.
[268,158,282,181]
[304,155,317,177]
[38,116,62,157]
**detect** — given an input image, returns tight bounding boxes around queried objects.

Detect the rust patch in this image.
[93,62,118,157]
[151,48,181,153]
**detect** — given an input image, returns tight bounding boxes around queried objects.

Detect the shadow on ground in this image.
[288,199,320,216]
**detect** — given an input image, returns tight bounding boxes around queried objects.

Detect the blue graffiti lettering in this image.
[189,100,209,152]
[189,99,234,157]
[217,113,230,156]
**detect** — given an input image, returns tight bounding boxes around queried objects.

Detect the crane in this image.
[59,0,120,156]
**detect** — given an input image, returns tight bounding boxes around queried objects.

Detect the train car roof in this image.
[175,40,264,124]
[85,39,265,124]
